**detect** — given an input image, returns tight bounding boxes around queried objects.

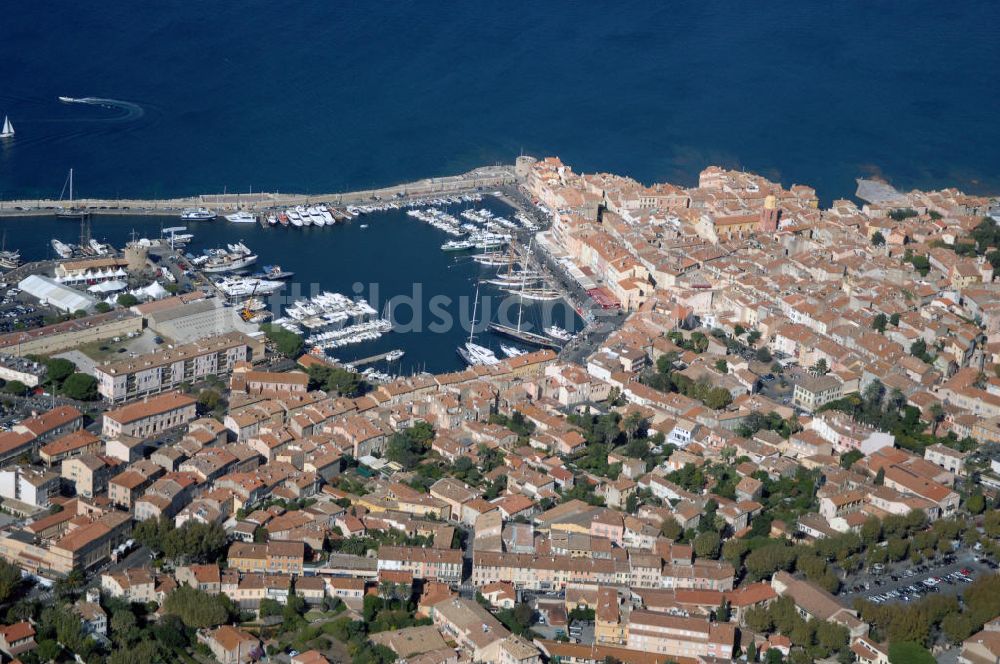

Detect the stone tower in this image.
[759,194,780,232]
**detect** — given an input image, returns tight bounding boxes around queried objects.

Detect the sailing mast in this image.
[469,283,480,346]
[515,238,534,333]
[57,168,88,219]
[0,116,13,138]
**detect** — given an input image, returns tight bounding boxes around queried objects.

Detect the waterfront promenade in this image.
[0,165,515,217]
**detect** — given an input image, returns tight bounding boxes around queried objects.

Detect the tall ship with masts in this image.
[488,240,563,349]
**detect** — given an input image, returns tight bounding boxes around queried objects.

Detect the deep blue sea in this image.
[1,2,998,202]
[0,3,997,374]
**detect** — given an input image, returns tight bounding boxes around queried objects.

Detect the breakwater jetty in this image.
[0,165,515,218]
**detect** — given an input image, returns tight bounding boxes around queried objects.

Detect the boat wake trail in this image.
[58,97,145,121]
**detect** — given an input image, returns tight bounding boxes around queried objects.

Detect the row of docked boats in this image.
[304,319,393,349]
[281,291,380,333]
[180,208,264,224]
[49,237,114,260]
[479,243,563,302]
[271,205,339,227]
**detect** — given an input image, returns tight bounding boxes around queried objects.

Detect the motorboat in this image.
[180,207,217,221]
[225,211,257,224]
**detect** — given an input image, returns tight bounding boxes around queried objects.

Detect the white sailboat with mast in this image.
[0,116,13,139]
[56,168,89,219]
[457,283,500,366]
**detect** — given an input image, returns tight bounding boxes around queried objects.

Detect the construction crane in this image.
[240,281,258,322]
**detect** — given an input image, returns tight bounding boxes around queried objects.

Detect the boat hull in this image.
[488,323,562,349]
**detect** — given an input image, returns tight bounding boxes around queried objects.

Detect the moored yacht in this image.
[214,276,285,297]
[50,239,75,258]
[180,207,217,221]
[545,326,574,341]
[458,341,500,366]
[0,249,20,270]
[500,344,526,358]
[251,265,294,280]
[442,239,476,251]
[225,211,257,223]
[457,283,500,366]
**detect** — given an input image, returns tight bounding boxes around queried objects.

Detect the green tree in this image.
[61,373,98,400]
[197,388,223,412]
[755,347,772,363]
[384,423,435,470]
[872,313,888,333]
[941,612,974,644]
[812,358,829,375]
[45,358,76,386]
[259,597,283,617]
[928,402,945,436]
[745,543,796,581]
[840,449,863,469]
[693,531,721,559]
[910,338,933,364]
[722,538,750,568]
[660,516,682,540]
[109,640,159,664]
[260,322,304,358]
[162,586,231,628]
[35,640,62,662]
[94,301,112,313]
[703,387,733,410]
[2,380,27,396]
[133,516,228,563]
[512,602,533,629]
[0,560,22,603]
[151,613,189,649]
[872,231,886,246]
[110,609,139,645]
[966,492,986,515]
[117,293,139,307]
[716,599,731,622]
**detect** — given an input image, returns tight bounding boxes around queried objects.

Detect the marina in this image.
[0,189,581,374]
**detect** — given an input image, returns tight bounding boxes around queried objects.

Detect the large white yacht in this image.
[180,208,217,221]
[225,211,257,224]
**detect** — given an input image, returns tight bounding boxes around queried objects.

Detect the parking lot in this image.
[839,549,998,606]
[0,287,46,333]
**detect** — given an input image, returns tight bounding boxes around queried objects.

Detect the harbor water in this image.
[0,198,582,375]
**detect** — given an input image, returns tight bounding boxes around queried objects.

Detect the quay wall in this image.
[0,165,517,218]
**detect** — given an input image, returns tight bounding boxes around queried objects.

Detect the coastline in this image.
[0,164,516,218]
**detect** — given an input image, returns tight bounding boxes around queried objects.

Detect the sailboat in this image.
[56,168,89,219]
[0,116,13,139]
[488,239,563,349]
[457,283,500,366]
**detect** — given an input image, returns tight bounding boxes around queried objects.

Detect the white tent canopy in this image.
[18,274,97,312]
[87,279,129,294]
